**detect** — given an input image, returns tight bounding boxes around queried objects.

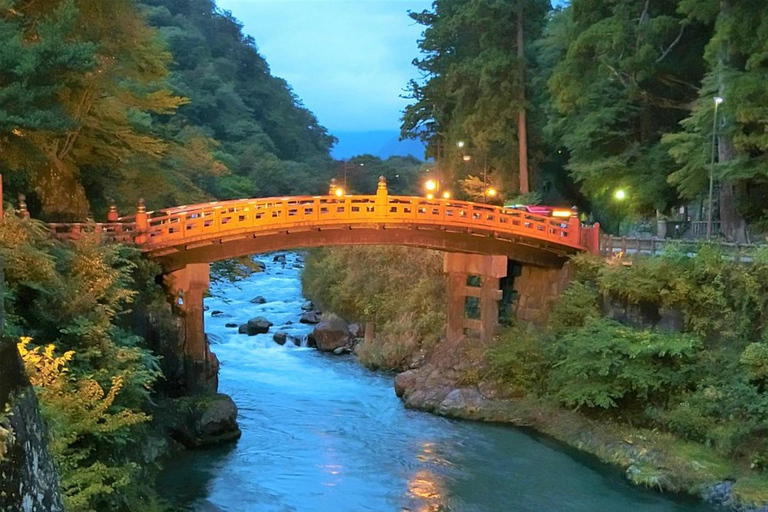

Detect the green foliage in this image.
[139,0,337,202]
[547,281,600,336]
[402,0,550,195]
[1,217,164,511]
[303,246,445,371]
[742,343,768,382]
[487,326,550,395]
[550,319,700,409]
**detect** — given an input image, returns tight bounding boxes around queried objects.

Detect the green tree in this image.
[402,0,550,197]
[665,0,768,241]
[544,0,709,216]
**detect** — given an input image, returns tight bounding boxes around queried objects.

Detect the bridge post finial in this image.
[329,178,338,196]
[17,194,29,220]
[107,200,119,223]
[135,198,147,244]
[376,175,388,212]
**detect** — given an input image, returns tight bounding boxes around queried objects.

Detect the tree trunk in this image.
[517,7,529,194]
[715,0,747,242]
[33,155,90,221]
[718,136,747,242]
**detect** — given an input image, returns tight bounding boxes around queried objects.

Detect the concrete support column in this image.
[444,253,507,343]
[164,262,217,393]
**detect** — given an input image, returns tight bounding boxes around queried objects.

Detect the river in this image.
[159,252,714,512]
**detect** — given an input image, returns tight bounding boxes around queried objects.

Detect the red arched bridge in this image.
[11,176,599,391]
[45,177,599,269]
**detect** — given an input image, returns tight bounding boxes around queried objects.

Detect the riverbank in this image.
[161,250,714,512]
[301,246,768,512]
[390,336,766,512]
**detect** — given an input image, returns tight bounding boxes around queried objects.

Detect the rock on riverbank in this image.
[391,335,766,512]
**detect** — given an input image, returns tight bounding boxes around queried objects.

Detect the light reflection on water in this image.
[159,253,714,512]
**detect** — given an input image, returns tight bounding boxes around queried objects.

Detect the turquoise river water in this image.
[159,253,715,512]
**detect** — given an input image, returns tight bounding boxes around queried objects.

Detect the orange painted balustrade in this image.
[140,196,585,249]
[39,176,600,260]
[47,195,599,255]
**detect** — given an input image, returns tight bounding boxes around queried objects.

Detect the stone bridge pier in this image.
[160,253,571,388]
[163,262,218,394]
[444,253,571,343]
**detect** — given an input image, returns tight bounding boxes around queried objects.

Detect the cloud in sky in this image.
[217,0,432,134]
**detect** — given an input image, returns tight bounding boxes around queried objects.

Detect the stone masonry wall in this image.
[513,263,572,325]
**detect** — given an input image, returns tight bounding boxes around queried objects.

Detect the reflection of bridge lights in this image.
[425,179,437,191]
[335,187,345,197]
[408,470,442,501]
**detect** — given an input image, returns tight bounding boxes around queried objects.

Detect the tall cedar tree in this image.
[401,0,550,198]
[665,0,768,241]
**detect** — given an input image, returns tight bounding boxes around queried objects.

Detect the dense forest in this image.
[0,0,341,221]
[402,0,768,242]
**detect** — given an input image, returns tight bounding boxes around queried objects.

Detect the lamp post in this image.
[707,96,724,239]
[342,161,364,190]
[615,188,627,236]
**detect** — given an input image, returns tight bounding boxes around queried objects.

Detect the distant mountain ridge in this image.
[332,131,426,160]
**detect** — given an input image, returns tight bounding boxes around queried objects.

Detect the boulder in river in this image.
[240,316,272,335]
[273,254,287,264]
[301,300,314,311]
[250,296,267,304]
[211,310,227,317]
[172,393,242,448]
[300,311,321,324]
[225,323,238,328]
[312,317,350,352]
[273,332,287,345]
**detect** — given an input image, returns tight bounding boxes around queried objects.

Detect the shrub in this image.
[550,319,700,410]
[487,326,551,395]
[547,281,601,337]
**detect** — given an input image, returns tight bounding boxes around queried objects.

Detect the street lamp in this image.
[342,161,364,189]
[442,191,451,200]
[425,179,438,192]
[707,96,724,239]
[615,188,627,235]
[486,187,498,199]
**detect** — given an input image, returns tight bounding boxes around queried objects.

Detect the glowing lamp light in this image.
[335,187,345,197]
[456,141,466,148]
[462,154,472,162]
[425,179,438,191]
[426,193,435,200]
[442,191,452,199]
[552,210,572,218]
[486,187,498,198]
[614,189,627,200]
[714,96,724,106]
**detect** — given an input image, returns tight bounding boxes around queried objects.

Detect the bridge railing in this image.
[137,195,589,252]
[600,235,763,259]
[48,222,137,244]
